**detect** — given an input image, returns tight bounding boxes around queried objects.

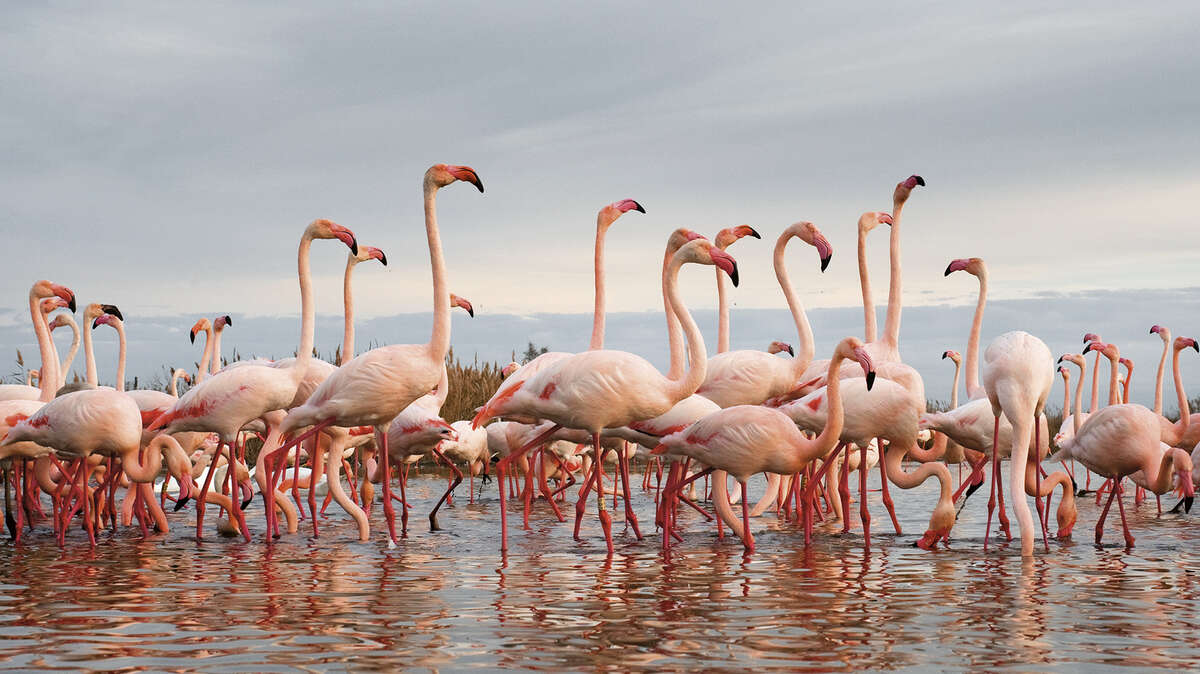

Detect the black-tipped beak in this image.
[91,317,101,329]
[784,344,794,356]
[632,201,645,214]
[1192,342,1199,353]
[224,315,232,327]
[820,254,831,273]
[67,297,77,313]
[241,496,254,510]
[101,304,123,321]
[189,329,197,344]
[915,176,926,187]
[174,496,190,512]
[377,252,388,266]
[1056,355,1064,364]
[747,227,760,239]
[349,237,358,256]
[944,263,953,277]
[1083,344,1094,354]
[728,263,739,287]
[865,371,876,391]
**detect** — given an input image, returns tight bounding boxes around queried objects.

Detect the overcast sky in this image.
[2,3,1198,408]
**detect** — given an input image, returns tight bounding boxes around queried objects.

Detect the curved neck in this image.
[195,326,213,384]
[342,257,358,366]
[60,319,80,389]
[29,294,57,403]
[1137,449,1182,494]
[663,255,707,401]
[296,234,316,367]
[1154,337,1169,415]
[965,270,987,398]
[810,350,847,454]
[662,247,685,380]
[773,232,815,375]
[83,317,97,387]
[434,362,450,409]
[950,361,961,409]
[882,202,904,348]
[113,322,126,392]
[590,219,608,350]
[1088,351,1101,413]
[1106,356,1120,407]
[857,226,876,343]
[170,370,182,397]
[423,182,451,361]
[121,436,167,483]
[1173,347,1189,428]
[716,266,731,353]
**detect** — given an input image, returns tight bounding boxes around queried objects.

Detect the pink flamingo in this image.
[0,283,75,402]
[148,218,359,540]
[276,164,481,546]
[713,224,760,354]
[473,237,738,554]
[209,315,232,375]
[47,313,80,389]
[697,222,831,407]
[654,336,875,552]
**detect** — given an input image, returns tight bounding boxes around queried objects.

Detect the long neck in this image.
[1060,375,1070,419]
[60,320,80,388]
[196,327,213,384]
[424,183,451,361]
[1173,347,1189,429]
[170,370,182,397]
[810,351,847,454]
[1138,449,1180,494]
[773,234,814,375]
[296,234,316,367]
[1154,337,1169,415]
[965,270,987,398]
[114,322,126,392]
[589,219,607,350]
[1072,366,1084,429]
[121,436,166,483]
[29,294,57,403]
[882,202,904,348]
[1088,351,1100,413]
[210,328,223,375]
[342,257,357,366]
[663,256,707,401]
[1122,370,1131,404]
[662,248,684,379]
[1106,356,1120,406]
[716,265,731,353]
[434,362,450,409]
[858,226,876,342]
[950,361,961,409]
[83,317,98,387]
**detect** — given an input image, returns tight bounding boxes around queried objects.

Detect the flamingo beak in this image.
[812,234,833,273]
[1150,325,1162,335]
[453,296,475,317]
[735,225,760,239]
[909,175,926,188]
[368,247,388,266]
[1191,339,1199,353]
[879,213,894,226]
[783,344,794,356]
[223,315,232,327]
[50,284,76,313]
[855,347,876,390]
[945,259,971,276]
[99,304,123,321]
[448,165,484,193]
[710,248,738,287]
[942,351,951,360]
[330,224,358,255]
[614,199,645,214]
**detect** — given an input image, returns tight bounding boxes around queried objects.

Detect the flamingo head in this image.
[366,246,387,266]
[1083,340,1107,356]
[944,257,985,277]
[894,174,925,206]
[679,239,739,287]
[189,318,210,344]
[942,349,961,364]
[84,303,122,326]
[1119,357,1133,374]
[916,498,955,550]
[768,341,794,356]
[308,219,358,255]
[1175,336,1199,354]
[92,312,122,330]
[1057,352,1085,369]
[714,225,760,249]
[47,314,72,331]
[31,281,76,313]
[450,293,475,317]
[1082,332,1101,344]
[1056,499,1077,539]
[1057,364,1070,379]
[598,198,645,228]
[793,222,833,272]
[836,337,875,390]
[1172,449,1195,510]
[858,211,893,236]
[39,297,70,315]
[428,164,484,193]
[214,315,232,330]
[667,228,705,255]
[501,362,520,378]
[178,369,193,385]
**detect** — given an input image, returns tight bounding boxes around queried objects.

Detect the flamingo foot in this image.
[598,509,614,555]
[915,527,948,550]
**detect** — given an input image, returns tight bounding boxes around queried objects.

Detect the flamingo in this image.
[473,237,738,554]
[168,368,192,398]
[654,336,875,552]
[713,224,760,354]
[148,218,359,540]
[190,318,215,383]
[277,164,481,546]
[209,315,232,375]
[0,283,75,402]
[47,313,80,389]
[696,222,831,408]
[341,245,388,364]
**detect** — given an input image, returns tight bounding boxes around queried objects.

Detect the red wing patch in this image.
[539,382,557,400]
[349,426,374,436]
[806,396,823,412]
[141,409,168,428]
[4,413,30,427]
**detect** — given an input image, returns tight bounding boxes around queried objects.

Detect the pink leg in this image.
[860,444,871,551]
[985,417,999,550]
[1033,417,1048,551]
[740,480,754,553]
[617,448,643,540]
[379,430,399,545]
[839,454,851,534]
[877,438,901,534]
[1115,483,1135,548]
[195,446,220,541]
[592,433,614,555]
[1095,478,1118,545]
[428,447,463,531]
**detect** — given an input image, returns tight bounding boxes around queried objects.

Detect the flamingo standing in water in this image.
[473,237,738,554]
[0,283,75,402]
[149,218,359,540]
[654,337,875,552]
[276,164,481,546]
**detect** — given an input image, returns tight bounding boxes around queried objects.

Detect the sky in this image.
[2,3,1198,409]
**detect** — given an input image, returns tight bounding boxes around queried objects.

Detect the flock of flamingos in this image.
[1,164,1196,560]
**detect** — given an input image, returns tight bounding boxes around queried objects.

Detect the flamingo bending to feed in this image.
[277,164,481,546]
[149,218,359,541]
[473,237,738,554]
[654,337,875,552]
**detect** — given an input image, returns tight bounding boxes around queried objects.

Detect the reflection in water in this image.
[1,472,1200,670]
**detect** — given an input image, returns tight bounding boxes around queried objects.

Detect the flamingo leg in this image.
[803,443,845,546]
[195,446,220,541]
[985,417,999,550]
[740,479,754,553]
[860,444,871,551]
[839,453,851,533]
[590,433,613,555]
[378,429,399,546]
[616,447,642,540]
[1115,483,1135,548]
[876,439,901,534]
[1033,417,1048,551]
[534,452,565,522]
[1096,478,1119,545]
[428,447,463,531]
[226,442,251,542]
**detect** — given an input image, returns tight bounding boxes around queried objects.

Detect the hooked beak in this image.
[100,304,122,321]
[1084,341,1103,354]
[813,233,833,273]
[223,315,232,327]
[1190,339,1199,353]
[614,199,645,214]
[1150,325,1162,335]
[448,165,484,193]
[51,284,77,313]
[92,314,110,329]
[367,247,388,266]
[330,224,358,255]
[783,344,794,356]
[855,347,876,390]
[710,248,738,287]
[944,259,970,276]
[735,225,760,239]
[879,213,894,226]
[452,295,475,317]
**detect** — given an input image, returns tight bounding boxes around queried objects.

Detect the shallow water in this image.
[2,466,1199,671]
